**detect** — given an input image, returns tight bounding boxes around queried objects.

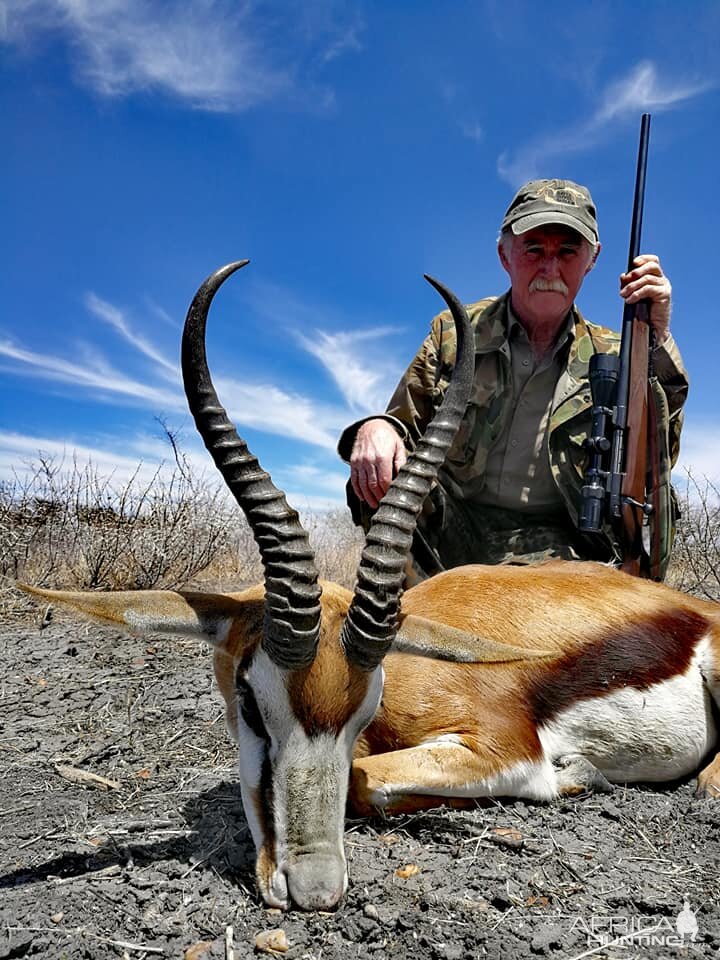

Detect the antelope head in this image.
[181,261,474,910]
[22,262,475,911]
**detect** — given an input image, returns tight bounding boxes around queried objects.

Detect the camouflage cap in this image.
[501,179,599,245]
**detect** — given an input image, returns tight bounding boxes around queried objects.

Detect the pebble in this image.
[254,928,289,954]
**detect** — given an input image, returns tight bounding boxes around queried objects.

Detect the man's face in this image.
[498,225,598,329]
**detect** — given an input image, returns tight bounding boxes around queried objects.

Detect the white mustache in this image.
[529,278,569,296]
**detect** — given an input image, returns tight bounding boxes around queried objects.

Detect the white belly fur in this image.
[538,657,717,783]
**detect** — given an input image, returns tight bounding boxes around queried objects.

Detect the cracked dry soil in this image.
[1,615,719,960]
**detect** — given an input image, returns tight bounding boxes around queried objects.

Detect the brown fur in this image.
[18,561,720,816]
[354,562,720,797]
[287,585,373,735]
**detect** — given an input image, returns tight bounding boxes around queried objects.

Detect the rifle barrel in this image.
[627,113,651,271]
[608,113,651,520]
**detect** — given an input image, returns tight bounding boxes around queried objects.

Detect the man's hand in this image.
[350,419,407,509]
[619,254,672,344]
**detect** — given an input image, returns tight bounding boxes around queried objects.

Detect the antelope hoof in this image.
[554,755,614,796]
[348,766,388,817]
[695,774,720,799]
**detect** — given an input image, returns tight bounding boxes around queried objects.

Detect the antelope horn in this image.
[181,261,321,670]
[341,276,475,670]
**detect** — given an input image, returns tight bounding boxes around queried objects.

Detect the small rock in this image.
[184,941,214,960]
[375,906,399,928]
[339,918,362,941]
[254,928,289,954]
[489,826,524,850]
[356,916,380,937]
[491,894,514,911]
[431,943,463,960]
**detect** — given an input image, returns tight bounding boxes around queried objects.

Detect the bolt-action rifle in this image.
[579,114,667,580]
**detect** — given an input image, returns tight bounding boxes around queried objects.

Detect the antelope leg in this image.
[349,738,554,816]
[696,751,720,798]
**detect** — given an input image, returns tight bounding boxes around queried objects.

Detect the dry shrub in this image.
[303,509,364,589]
[666,473,720,602]
[5,452,717,619]
[0,455,262,617]
[1,455,364,619]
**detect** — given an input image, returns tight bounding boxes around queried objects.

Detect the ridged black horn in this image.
[341,276,475,670]
[182,261,321,670]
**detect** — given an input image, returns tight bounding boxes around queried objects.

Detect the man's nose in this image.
[540,255,561,276]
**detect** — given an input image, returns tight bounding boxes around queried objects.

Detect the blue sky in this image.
[1,0,718,510]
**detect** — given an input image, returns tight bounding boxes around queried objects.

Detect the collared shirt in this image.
[477,304,574,512]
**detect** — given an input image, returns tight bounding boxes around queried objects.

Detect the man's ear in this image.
[585,241,601,274]
[497,240,511,274]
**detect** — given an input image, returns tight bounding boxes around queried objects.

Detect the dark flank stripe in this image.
[528,608,709,726]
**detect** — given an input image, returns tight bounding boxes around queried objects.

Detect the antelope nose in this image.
[287,856,346,911]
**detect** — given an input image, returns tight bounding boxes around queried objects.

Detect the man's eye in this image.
[560,247,579,257]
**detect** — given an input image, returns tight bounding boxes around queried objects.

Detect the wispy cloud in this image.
[242,277,404,414]
[460,120,484,144]
[280,463,351,496]
[498,61,713,186]
[0,430,350,508]
[595,62,710,124]
[0,429,183,487]
[295,327,401,414]
[84,292,177,374]
[0,0,361,112]
[0,292,354,450]
[319,19,364,65]
[0,336,181,408]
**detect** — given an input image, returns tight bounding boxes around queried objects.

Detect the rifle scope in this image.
[579,353,620,533]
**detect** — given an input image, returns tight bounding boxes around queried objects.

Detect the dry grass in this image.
[666,473,720,601]
[0,455,363,619]
[2,453,717,619]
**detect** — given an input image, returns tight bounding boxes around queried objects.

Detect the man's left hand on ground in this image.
[619,253,672,344]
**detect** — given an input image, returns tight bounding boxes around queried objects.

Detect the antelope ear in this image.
[17,583,250,648]
[393,613,553,663]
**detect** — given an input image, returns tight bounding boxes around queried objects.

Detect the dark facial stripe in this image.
[528,608,709,726]
[236,670,270,746]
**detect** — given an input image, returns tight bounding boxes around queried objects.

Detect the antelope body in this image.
[22,262,720,912]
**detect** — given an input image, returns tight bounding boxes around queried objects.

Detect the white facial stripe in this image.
[338,665,384,758]
[237,651,384,907]
[239,780,265,852]
[236,713,265,789]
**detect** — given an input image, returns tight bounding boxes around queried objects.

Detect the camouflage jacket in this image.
[340,291,689,568]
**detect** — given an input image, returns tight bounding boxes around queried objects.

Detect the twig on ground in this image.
[55,763,121,790]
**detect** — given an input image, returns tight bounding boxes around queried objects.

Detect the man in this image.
[338,179,688,578]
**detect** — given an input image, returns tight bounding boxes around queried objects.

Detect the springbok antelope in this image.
[22,262,720,913]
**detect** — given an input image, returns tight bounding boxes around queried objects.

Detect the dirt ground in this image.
[2,611,719,960]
